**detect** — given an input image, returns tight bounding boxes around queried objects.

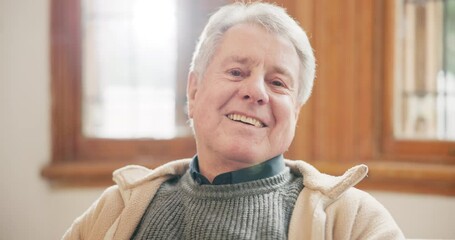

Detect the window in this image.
[42,0,227,185]
[394,0,455,140]
[382,0,455,162]
[82,0,188,139]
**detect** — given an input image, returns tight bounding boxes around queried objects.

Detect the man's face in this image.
[187,23,301,165]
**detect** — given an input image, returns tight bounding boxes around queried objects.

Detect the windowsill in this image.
[42,159,455,195]
[310,160,455,196]
[41,158,174,187]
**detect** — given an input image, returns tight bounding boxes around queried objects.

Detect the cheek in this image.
[273,98,298,138]
[276,97,297,123]
[192,89,222,124]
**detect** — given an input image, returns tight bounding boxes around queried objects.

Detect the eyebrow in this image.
[221,55,257,66]
[271,66,294,82]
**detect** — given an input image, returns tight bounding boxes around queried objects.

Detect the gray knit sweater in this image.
[131,167,303,240]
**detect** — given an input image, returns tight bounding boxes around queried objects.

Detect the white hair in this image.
[189,2,316,106]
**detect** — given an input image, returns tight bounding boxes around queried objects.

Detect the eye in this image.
[228,69,243,77]
[271,80,285,87]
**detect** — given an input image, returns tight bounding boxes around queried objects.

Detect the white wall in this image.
[0,0,103,239]
[370,191,455,238]
[0,0,454,239]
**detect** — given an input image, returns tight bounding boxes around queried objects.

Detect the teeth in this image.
[227,114,265,128]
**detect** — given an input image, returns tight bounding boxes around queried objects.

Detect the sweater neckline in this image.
[179,167,297,199]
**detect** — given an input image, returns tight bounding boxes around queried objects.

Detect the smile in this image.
[226,113,266,128]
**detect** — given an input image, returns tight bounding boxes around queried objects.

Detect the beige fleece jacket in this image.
[62,159,404,240]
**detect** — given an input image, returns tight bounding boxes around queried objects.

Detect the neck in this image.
[197,152,260,183]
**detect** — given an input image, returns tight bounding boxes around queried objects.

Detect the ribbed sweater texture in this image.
[131,168,303,240]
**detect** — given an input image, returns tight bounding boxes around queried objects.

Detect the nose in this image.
[239,74,269,105]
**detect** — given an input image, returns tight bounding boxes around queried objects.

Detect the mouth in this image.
[226,113,266,128]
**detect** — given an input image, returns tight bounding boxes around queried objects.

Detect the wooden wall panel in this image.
[355,0,376,161]
[287,0,315,161]
[288,0,375,163]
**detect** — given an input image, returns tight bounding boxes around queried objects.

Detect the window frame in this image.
[382,0,455,164]
[42,0,196,185]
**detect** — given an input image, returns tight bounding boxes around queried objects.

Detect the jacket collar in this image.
[285,160,368,199]
[113,159,368,199]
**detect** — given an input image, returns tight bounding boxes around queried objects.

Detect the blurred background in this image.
[1,0,455,239]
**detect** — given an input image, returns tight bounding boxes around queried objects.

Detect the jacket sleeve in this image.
[325,188,405,240]
[62,185,124,240]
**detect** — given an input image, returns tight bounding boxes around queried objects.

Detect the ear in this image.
[187,71,199,118]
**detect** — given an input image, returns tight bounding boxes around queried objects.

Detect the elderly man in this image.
[63,2,404,240]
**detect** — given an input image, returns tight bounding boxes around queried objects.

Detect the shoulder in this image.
[327,188,405,239]
[328,187,384,212]
[78,158,192,224]
[63,159,193,239]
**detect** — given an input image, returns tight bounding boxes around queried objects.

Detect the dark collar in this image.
[189,154,286,185]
